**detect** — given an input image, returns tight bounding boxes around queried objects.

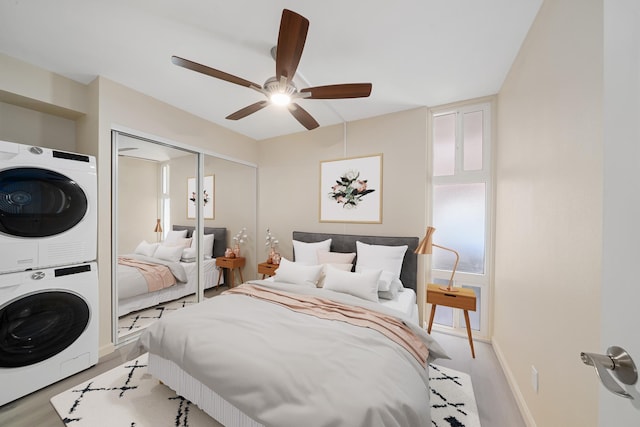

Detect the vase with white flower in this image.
[265,228,280,264]
[232,227,248,257]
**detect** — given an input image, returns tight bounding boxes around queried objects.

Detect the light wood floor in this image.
[0,327,525,427]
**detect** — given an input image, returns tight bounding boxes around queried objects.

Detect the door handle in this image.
[580,346,637,399]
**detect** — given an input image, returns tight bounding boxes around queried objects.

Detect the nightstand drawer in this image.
[216,257,245,269]
[258,262,278,276]
[427,285,476,311]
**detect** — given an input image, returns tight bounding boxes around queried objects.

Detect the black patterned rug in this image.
[51,355,480,427]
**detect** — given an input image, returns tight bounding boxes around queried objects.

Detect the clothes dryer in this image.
[0,140,97,273]
[0,262,98,406]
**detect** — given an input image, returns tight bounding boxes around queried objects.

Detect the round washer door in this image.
[0,167,88,237]
[0,291,90,368]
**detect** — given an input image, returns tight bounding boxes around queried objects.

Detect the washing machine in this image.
[0,140,97,274]
[0,262,98,406]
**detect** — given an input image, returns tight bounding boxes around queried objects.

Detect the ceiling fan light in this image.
[270,92,291,106]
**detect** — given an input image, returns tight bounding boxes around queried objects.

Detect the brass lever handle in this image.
[580,346,637,399]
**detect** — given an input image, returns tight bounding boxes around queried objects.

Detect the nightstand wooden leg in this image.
[463,310,476,359]
[427,304,437,334]
[216,268,223,287]
[238,269,244,284]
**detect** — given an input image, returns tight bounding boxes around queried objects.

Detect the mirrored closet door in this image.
[112,130,257,345]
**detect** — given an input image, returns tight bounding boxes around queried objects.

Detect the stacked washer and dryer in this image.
[0,140,98,406]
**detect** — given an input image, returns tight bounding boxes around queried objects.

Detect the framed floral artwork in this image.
[187,175,214,219]
[319,154,382,223]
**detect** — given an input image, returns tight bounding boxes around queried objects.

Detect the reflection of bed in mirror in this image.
[118,226,226,317]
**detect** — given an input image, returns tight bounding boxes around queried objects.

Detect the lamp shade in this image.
[154,219,163,233]
[415,226,436,255]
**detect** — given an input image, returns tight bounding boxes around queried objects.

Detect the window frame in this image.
[428,100,494,340]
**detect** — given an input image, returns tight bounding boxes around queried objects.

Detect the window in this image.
[430,102,492,338]
[160,164,170,239]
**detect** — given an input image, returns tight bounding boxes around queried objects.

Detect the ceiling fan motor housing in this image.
[264,76,297,97]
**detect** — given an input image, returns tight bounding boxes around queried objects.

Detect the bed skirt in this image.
[148,353,264,427]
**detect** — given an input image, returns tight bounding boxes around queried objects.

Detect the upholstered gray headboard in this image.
[292,231,419,293]
[173,225,227,259]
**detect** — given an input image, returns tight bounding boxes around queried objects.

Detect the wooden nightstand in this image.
[216,257,245,288]
[426,284,477,358]
[257,262,279,279]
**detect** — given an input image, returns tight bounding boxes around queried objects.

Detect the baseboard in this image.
[492,337,537,427]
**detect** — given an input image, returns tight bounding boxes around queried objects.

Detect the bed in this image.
[132,231,448,427]
[117,226,226,317]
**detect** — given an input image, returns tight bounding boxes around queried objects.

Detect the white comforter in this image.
[133,280,448,427]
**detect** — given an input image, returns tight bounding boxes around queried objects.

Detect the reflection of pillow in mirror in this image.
[293,239,332,265]
[182,247,196,260]
[273,258,323,287]
[154,245,183,262]
[134,240,159,257]
[164,237,192,248]
[317,250,355,265]
[203,234,214,258]
[323,265,381,302]
[164,229,188,245]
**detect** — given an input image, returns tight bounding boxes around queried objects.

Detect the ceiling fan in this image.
[171,9,372,131]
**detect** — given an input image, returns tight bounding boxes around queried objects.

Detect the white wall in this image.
[118,156,160,252]
[494,0,603,425]
[0,101,76,152]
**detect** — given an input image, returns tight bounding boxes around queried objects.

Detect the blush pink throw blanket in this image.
[118,257,176,292]
[224,284,429,366]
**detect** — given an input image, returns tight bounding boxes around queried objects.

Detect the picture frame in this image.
[319,154,382,223]
[187,175,215,219]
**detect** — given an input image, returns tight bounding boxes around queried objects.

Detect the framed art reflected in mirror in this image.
[187,175,214,219]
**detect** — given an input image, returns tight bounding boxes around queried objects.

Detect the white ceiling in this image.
[0,0,542,141]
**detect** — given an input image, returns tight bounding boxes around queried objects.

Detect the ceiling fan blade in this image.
[288,103,319,130]
[172,56,261,89]
[275,9,309,81]
[226,101,269,120]
[301,83,373,99]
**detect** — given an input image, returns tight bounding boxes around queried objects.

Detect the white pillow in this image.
[154,244,184,262]
[317,263,354,288]
[378,288,398,300]
[355,241,408,280]
[273,258,324,287]
[323,265,381,302]
[181,246,197,260]
[317,250,356,265]
[293,239,332,265]
[203,233,215,258]
[356,266,396,292]
[134,240,159,257]
[164,237,192,248]
[164,229,188,245]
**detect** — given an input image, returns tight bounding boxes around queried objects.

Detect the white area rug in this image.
[51,354,480,427]
[429,363,481,427]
